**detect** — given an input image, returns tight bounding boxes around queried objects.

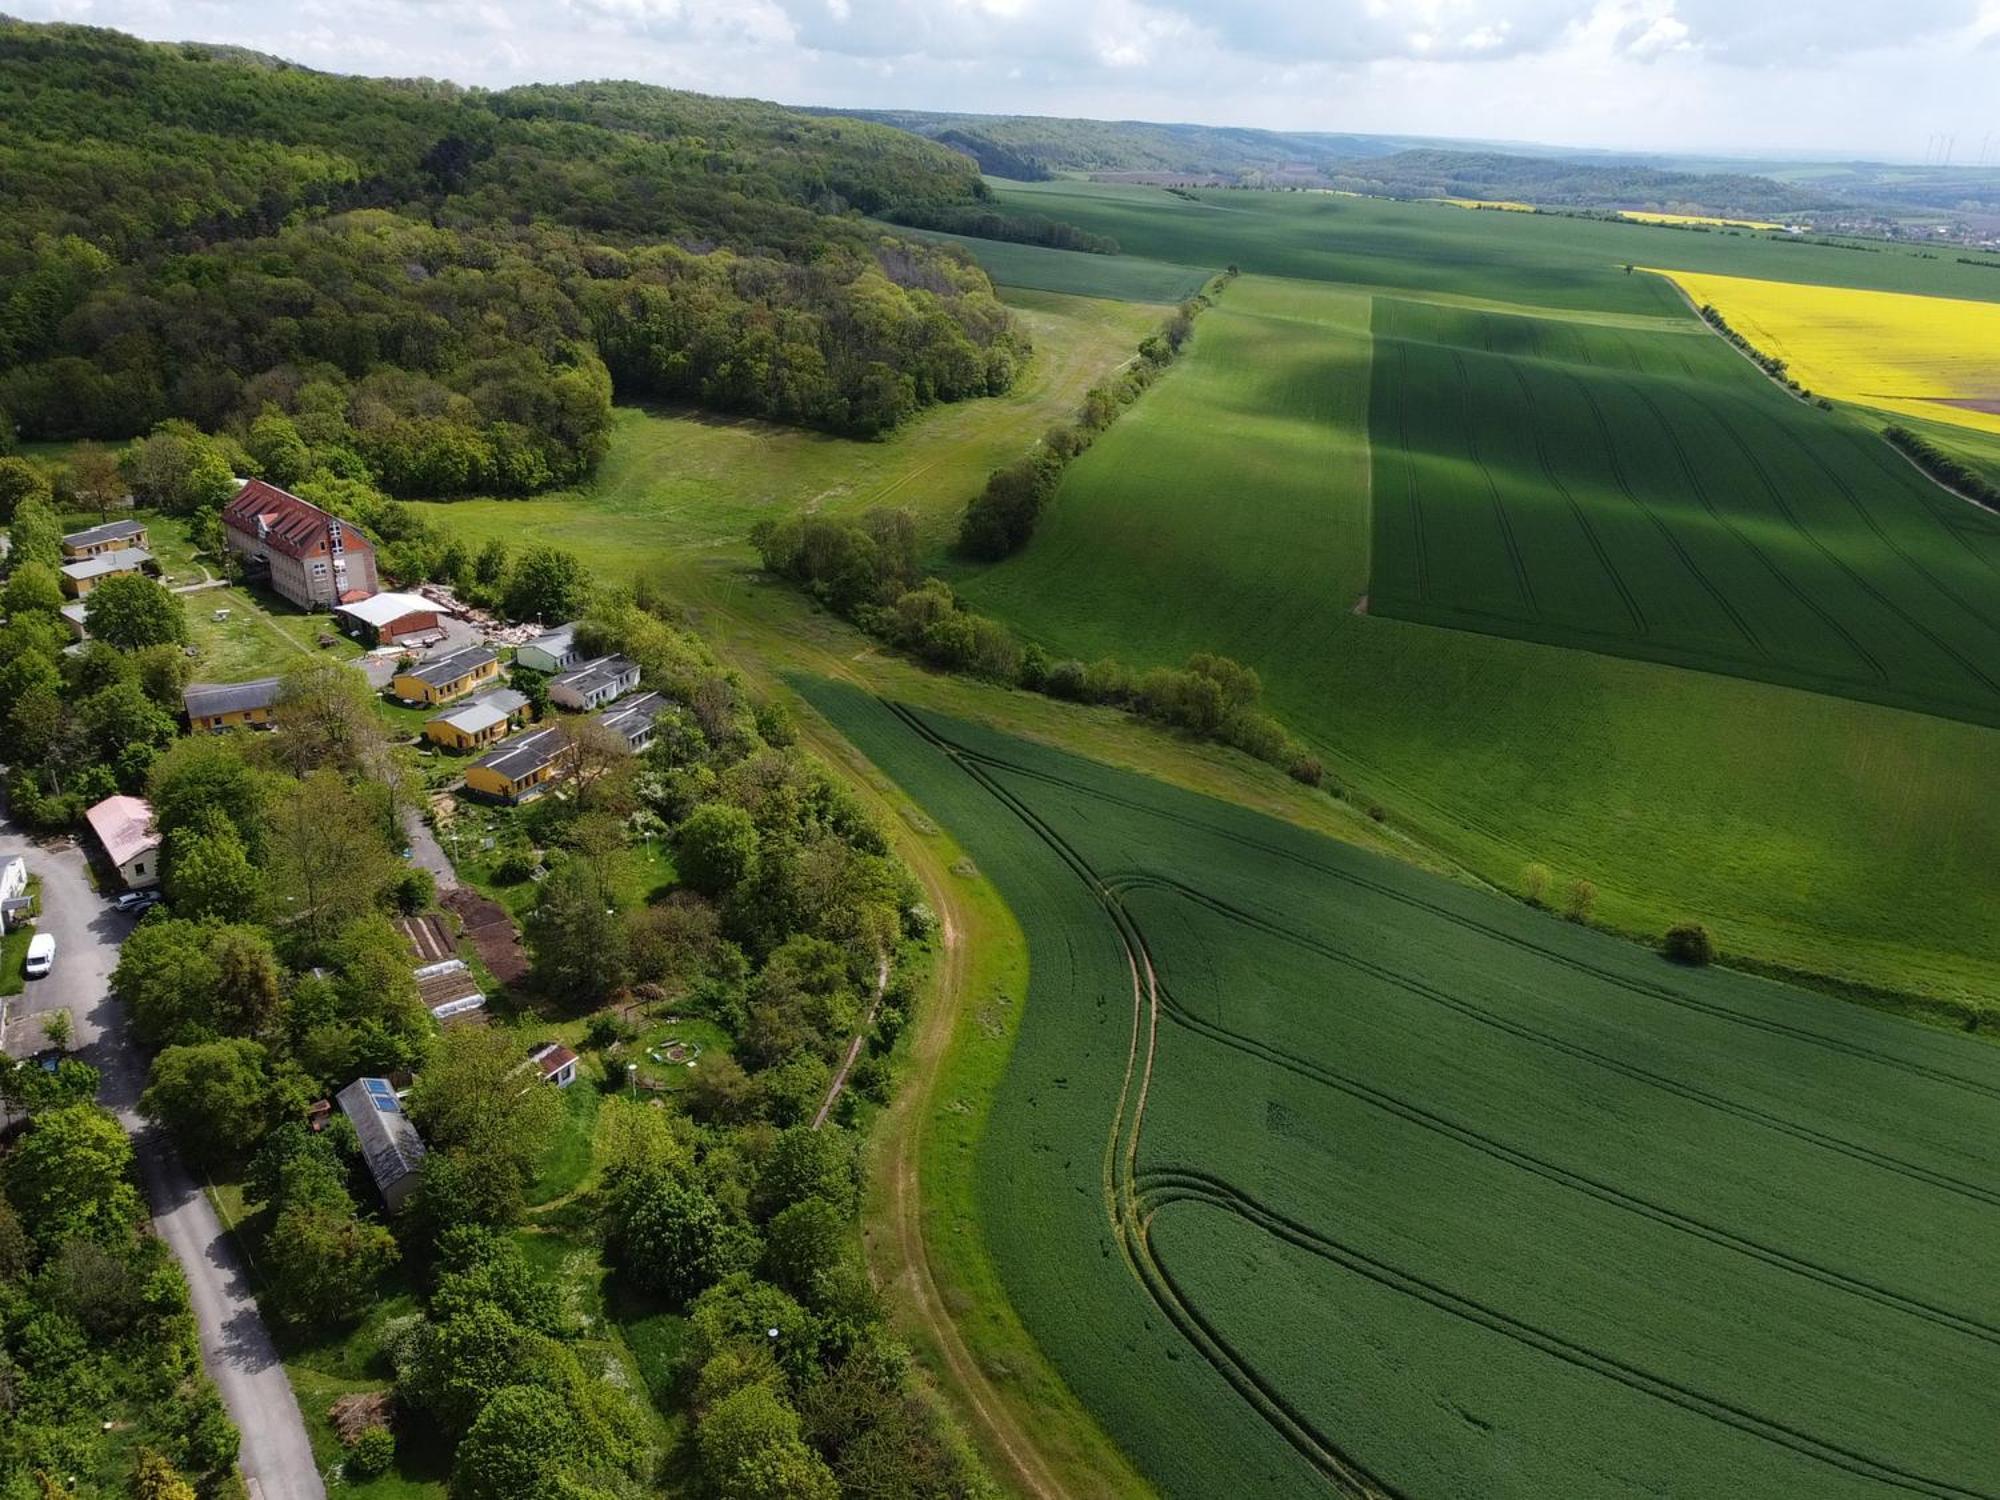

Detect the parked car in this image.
[23,933,55,979]
[112,890,160,914]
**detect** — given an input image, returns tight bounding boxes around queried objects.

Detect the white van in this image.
[23,933,55,979]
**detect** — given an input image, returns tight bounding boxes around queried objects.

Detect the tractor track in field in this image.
[1110,871,2000,1214]
[1682,390,2000,700]
[881,699,1395,1498]
[1568,370,1769,657]
[1504,359,1647,635]
[1102,880,2000,1348]
[1130,1170,1997,1500]
[1628,382,1889,683]
[947,742,2000,1109]
[877,700,2000,1500]
[1451,348,1541,619]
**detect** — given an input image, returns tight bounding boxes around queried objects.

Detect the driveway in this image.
[0,798,326,1500]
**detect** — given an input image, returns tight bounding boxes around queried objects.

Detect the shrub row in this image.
[1697,304,1823,403]
[957,271,1237,560]
[1884,424,2000,511]
[753,513,1330,788]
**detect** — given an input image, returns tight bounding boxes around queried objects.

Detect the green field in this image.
[1368,295,2000,724]
[876,221,1216,302]
[985,180,2000,308]
[805,682,2000,1499]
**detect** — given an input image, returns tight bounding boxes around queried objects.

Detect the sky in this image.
[16,0,2000,161]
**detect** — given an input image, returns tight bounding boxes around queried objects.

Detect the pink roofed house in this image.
[84,794,160,890]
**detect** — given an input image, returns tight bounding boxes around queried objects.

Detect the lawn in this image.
[405,285,1168,565]
[958,273,2000,1012]
[182,583,364,681]
[804,683,2000,1500]
[0,923,30,997]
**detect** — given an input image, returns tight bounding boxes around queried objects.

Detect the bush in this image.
[1288,754,1325,787]
[345,1426,395,1480]
[491,850,537,885]
[1566,879,1598,922]
[1662,921,1715,966]
[1519,862,1552,906]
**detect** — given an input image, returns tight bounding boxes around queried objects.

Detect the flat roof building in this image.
[598,691,672,754]
[515,624,581,676]
[334,591,443,648]
[61,519,147,559]
[463,725,570,803]
[60,548,154,598]
[425,687,530,753]
[549,654,639,712]
[184,677,283,734]
[392,645,500,706]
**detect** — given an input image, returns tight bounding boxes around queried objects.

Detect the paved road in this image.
[0,801,326,1500]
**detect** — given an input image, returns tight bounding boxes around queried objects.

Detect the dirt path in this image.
[812,950,889,1131]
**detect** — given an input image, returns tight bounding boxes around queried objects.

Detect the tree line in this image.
[752,511,1330,789]
[1884,424,2000,513]
[958,274,1232,559]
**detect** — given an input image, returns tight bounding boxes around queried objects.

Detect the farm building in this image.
[549,654,639,711]
[598,691,672,753]
[527,1043,579,1088]
[61,518,147,559]
[60,548,155,598]
[83,794,159,889]
[464,725,569,803]
[183,677,282,733]
[334,591,443,648]
[221,480,379,609]
[425,688,532,752]
[335,1077,426,1213]
[392,645,501,706]
[515,623,581,675]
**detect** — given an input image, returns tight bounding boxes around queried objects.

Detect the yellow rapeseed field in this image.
[1622,210,1785,230]
[1432,197,1538,212]
[1647,266,2000,435]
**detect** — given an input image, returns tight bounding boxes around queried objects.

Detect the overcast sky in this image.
[18,0,2000,161]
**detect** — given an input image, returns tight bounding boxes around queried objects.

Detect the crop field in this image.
[873,222,1215,303]
[804,683,2000,1499]
[986,178,2000,307]
[1621,210,1785,230]
[1432,197,1539,212]
[959,274,2000,1006]
[1649,267,2000,435]
[1367,294,2000,723]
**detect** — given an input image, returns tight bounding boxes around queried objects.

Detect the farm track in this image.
[943,745,2000,1106]
[875,700,2000,1499]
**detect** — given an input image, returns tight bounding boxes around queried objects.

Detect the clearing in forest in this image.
[1648,266,2000,435]
[807,684,2000,1500]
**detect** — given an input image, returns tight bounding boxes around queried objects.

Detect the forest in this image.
[0,22,1032,492]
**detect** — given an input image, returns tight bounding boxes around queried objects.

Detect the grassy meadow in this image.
[804,687,2000,1500]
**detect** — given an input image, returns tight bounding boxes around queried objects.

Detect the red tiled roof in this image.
[533,1043,579,1078]
[221,480,376,563]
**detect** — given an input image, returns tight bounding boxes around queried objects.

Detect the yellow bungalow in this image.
[464,726,569,802]
[391,645,501,706]
[183,677,283,733]
[425,688,532,753]
[60,548,155,598]
[62,519,148,560]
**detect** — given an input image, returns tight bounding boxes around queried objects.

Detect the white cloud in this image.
[11,0,1996,157]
